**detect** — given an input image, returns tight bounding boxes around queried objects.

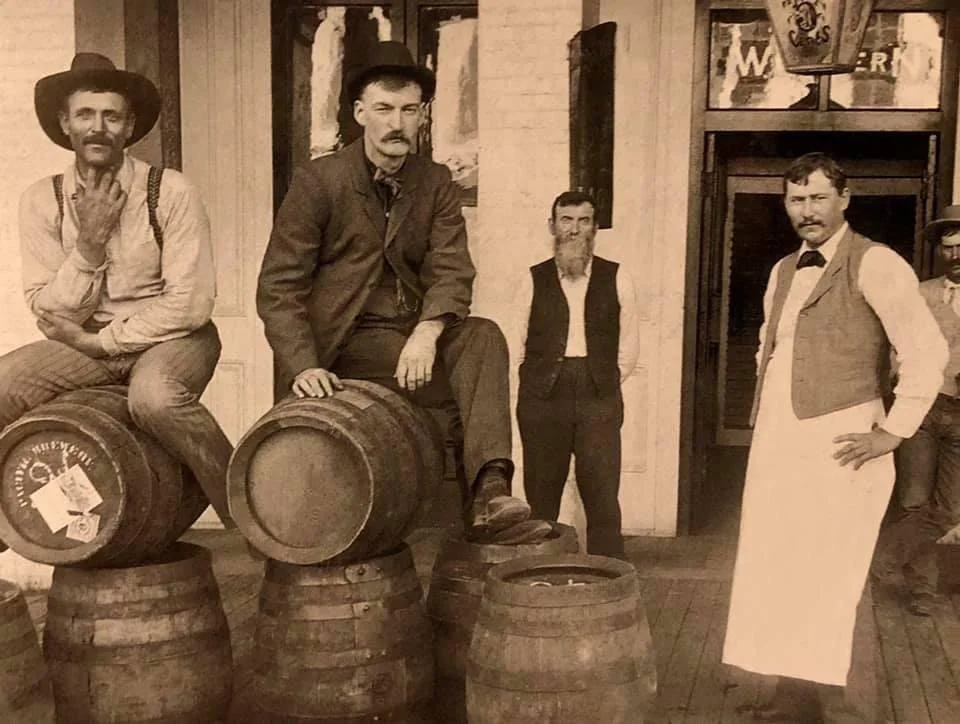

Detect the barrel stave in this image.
[42,542,233,723]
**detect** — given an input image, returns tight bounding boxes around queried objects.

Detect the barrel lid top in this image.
[483,554,639,606]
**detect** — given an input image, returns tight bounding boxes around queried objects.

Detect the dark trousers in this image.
[331,317,512,494]
[766,585,880,723]
[873,394,960,595]
[0,323,233,523]
[517,357,624,558]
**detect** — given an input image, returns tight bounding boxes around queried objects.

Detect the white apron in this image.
[721,265,894,686]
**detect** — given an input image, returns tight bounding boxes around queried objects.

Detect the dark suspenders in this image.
[52,166,165,249]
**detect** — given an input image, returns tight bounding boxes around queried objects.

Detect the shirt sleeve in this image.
[617,267,640,381]
[509,270,534,367]
[755,259,782,372]
[98,175,217,355]
[20,181,107,323]
[859,246,947,438]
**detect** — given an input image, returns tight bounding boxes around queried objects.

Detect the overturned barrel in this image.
[0,580,54,723]
[467,554,657,723]
[228,379,444,565]
[426,523,579,723]
[0,386,208,567]
[42,542,232,722]
[250,543,434,722]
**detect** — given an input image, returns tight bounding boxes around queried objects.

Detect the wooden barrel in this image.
[250,543,434,722]
[466,554,658,723]
[0,580,54,723]
[0,386,208,567]
[228,379,444,565]
[42,541,232,723]
[426,523,579,723]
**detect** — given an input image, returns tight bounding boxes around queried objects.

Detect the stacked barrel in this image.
[0,386,232,723]
[227,379,444,721]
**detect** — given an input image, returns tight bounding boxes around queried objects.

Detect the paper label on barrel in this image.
[65,513,100,542]
[53,465,103,513]
[29,482,73,533]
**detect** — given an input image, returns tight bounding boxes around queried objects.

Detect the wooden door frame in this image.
[678,0,960,535]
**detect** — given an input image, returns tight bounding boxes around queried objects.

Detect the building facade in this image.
[0,1,957,571]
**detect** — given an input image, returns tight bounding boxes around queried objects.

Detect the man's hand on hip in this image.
[74,167,127,266]
[37,312,105,357]
[292,368,344,398]
[832,425,902,470]
[395,319,444,391]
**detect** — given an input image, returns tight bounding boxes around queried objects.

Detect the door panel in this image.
[715,174,923,446]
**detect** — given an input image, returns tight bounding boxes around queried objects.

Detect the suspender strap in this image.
[52,173,65,223]
[147,166,164,250]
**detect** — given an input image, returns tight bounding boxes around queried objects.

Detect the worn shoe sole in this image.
[472,519,554,545]
[468,494,531,535]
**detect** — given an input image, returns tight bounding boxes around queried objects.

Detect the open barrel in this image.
[426,523,579,723]
[466,554,657,723]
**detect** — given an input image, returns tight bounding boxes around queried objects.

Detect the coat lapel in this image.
[385,156,423,248]
[801,227,854,310]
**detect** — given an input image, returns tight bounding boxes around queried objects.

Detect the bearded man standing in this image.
[514,191,639,559]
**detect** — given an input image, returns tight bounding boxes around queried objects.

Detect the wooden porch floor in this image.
[21,529,960,723]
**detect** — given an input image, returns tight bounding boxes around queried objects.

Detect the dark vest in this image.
[519,256,620,398]
[750,230,890,423]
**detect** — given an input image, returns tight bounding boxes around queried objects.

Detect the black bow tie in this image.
[797,250,826,269]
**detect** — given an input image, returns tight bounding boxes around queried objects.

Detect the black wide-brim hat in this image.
[35,53,161,150]
[925,205,960,244]
[345,41,436,103]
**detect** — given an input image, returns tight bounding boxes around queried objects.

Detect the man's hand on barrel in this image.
[37,311,105,357]
[395,319,443,391]
[292,368,345,398]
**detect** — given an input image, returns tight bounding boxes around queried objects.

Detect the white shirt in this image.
[514,257,640,382]
[19,154,217,355]
[757,222,947,438]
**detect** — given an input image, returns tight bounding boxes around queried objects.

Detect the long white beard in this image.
[555,238,592,279]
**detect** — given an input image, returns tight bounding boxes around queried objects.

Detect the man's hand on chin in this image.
[395,318,445,391]
[37,312,105,358]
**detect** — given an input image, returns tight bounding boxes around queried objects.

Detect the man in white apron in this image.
[722,153,947,721]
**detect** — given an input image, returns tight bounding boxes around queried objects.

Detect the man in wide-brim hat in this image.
[872,204,960,615]
[0,53,235,530]
[257,41,551,545]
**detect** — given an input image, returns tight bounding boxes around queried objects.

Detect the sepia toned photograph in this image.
[0,1,959,722]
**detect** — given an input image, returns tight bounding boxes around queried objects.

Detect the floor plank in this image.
[875,586,934,723]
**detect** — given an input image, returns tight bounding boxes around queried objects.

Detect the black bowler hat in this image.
[926,205,960,244]
[34,52,161,150]
[346,41,436,102]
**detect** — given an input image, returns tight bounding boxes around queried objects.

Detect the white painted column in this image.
[178,0,275,525]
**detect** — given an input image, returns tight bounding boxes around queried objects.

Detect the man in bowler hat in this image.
[872,205,960,615]
[257,41,546,542]
[0,53,233,525]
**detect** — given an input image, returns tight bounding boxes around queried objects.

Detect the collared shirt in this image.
[514,257,640,382]
[19,153,217,355]
[757,222,946,438]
